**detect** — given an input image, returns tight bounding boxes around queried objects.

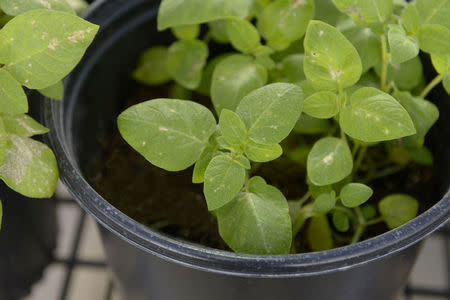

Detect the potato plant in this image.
[0,0,97,228]
[118,0,448,254]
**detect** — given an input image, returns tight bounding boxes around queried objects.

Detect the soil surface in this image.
[89,83,436,252]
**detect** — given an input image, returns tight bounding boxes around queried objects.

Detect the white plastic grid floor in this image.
[21,185,450,300]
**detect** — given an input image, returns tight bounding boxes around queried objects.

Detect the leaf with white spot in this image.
[216,176,292,254]
[211,54,267,113]
[171,24,200,40]
[379,194,418,229]
[307,137,353,186]
[118,99,217,172]
[340,87,416,142]
[133,46,171,86]
[388,24,419,65]
[257,0,315,50]
[303,91,340,119]
[203,154,246,211]
[219,109,248,146]
[157,0,253,30]
[332,0,394,28]
[1,114,49,137]
[0,118,5,165]
[0,134,58,198]
[304,21,362,91]
[340,183,373,207]
[0,0,75,16]
[226,17,261,54]
[236,83,304,145]
[0,10,99,89]
[0,68,27,114]
[418,24,450,54]
[167,40,208,90]
[244,140,282,162]
[38,80,63,100]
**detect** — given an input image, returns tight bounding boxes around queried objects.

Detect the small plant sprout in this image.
[119,0,448,254]
[0,0,98,227]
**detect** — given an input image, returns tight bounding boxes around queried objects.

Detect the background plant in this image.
[119,0,448,254]
[0,0,97,229]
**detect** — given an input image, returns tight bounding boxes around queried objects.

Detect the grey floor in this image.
[21,184,450,300]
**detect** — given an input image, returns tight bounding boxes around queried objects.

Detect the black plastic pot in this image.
[42,0,450,299]
[0,183,57,300]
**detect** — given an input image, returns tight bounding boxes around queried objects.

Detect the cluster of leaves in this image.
[0,0,97,229]
[119,0,447,254]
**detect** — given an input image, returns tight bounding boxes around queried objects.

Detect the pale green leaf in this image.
[211,55,267,113]
[315,0,344,26]
[66,0,88,15]
[197,54,231,96]
[0,10,98,89]
[219,109,247,146]
[1,114,49,137]
[226,17,261,54]
[379,194,419,229]
[307,178,333,199]
[307,215,334,251]
[307,137,353,186]
[415,0,450,29]
[418,24,450,54]
[216,176,292,254]
[313,192,336,213]
[236,83,304,144]
[0,118,5,165]
[332,211,350,232]
[171,24,200,40]
[250,0,271,18]
[209,20,229,44]
[375,56,423,91]
[133,46,171,86]
[388,24,419,65]
[118,99,217,172]
[38,80,63,100]
[244,140,282,162]
[304,91,340,119]
[258,0,315,50]
[0,0,75,16]
[192,142,216,184]
[234,155,251,170]
[254,55,276,70]
[340,183,373,207]
[0,134,58,198]
[444,75,450,94]
[401,3,420,34]
[204,154,246,210]
[304,20,362,91]
[340,87,416,142]
[408,146,433,166]
[0,68,27,114]
[294,114,332,134]
[431,53,450,75]
[157,0,253,30]
[332,0,394,28]
[280,54,306,83]
[167,40,208,90]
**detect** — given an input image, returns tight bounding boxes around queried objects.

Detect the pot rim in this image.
[42,0,450,278]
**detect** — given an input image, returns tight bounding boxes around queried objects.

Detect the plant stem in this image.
[365,217,384,226]
[362,164,405,183]
[351,207,366,244]
[352,141,361,158]
[354,146,368,174]
[297,191,311,207]
[420,74,444,99]
[380,34,390,92]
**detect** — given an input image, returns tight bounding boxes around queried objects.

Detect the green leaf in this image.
[118,99,217,172]
[415,0,450,29]
[209,20,229,44]
[0,68,27,114]
[418,24,450,54]
[197,54,231,96]
[375,56,423,91]
[244,140,282,162]
[257,0,315,50]
[361,204,377,219]
[332,210,350,232]
[315,0,344,26]
[204,154,246,210]
[171,24,200,40]
[307,215,334,251]
[192,143,216,184]
[236,83,304,144]
[0,10,98,89]
[0,0,75,16]
[66,0,88,15]
[286,144,310,167]
[313,192,336,213]
[340,87,416,142]
[444,75,450,94]
[0,119,5,165]
[401,3,420,34]
[332,0,394,28]
[0,135,58,198]
[167,40,208,90]
[211,55,267,113]
[133,46,171,86]
[234,154,251,169]
[254,54,276,70]
[219,109,247,146]
[431,53,450,75]
[388,24,419,65]
[340,183,373,208]
[307,178,333,199]
[157,0,253,30]
[303,91,340,119]
[168,83,192,100]
[38,80,63,100]
[408,146,433,166]
[1,114,49,137]
[279,54,306,83]
[304,20,362,91]
[216,176,292,254]
[379,194,419,229]
[294,113,332,135]
[226,17,261,54]
[307,137,353,186]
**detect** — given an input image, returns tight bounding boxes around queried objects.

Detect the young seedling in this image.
[119,0,448,254]
[0,0,98,227]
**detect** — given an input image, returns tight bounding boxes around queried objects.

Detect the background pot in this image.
[42,0,450,299]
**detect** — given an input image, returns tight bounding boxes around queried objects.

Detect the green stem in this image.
[354,146,368,174]
[380,34,390,92]
[365,217,384,226]
[420,74,444,99]
[362,165,405,183]
[333,206,354,217]
[351,207,366,244]
[352,141,361,158]
[297,191,311,207]
[292,204,315,237]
